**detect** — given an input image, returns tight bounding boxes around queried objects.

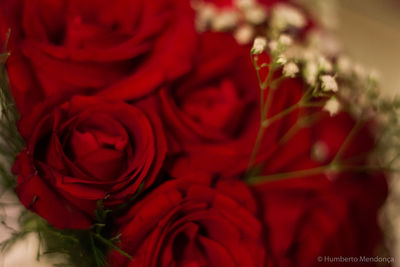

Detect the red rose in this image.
[0,0,197,115]
[254,173,386,267]
[250,113,388,266]
[160,32,304,177]
[13,95,166,229]
[109,178,266,267]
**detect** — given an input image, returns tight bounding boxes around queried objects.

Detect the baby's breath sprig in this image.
[246,29,400,184]
[239,0,400,183]
[192,0,307,45]
[246,34,331,176]
[191,0,398,184]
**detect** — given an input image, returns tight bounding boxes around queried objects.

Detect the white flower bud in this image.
[276,55,287,65]
[283,62,299,78]
[324,97,340,116]
[304,61,318,85]
[251,37,267,54]
[311,141,329,162]
[278,34,293,46]
[234,24,254,45]
[195,3,217,32]
[318,56,333,72]
[271,4,306,31]
[337,56,352,74]
[211,9,239,31]
[234,0,255,10]
[268,40,278,52]
[244,6,267,25]
[321,75,338,92]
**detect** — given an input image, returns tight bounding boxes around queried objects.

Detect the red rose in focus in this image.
[250,112,388,266]
[160,32,304,177]
[13,96,166,229]
[109,178,266,267]
[0,0,197,115]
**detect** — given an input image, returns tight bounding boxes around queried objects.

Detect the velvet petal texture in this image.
[109,179,266,267]
[0,0,197,116]
[13,95,166,229]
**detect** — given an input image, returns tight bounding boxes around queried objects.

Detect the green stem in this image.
[246,54,276,174]
[247,163,392,185]
[89,233,104,267]
[262,102,301,128]
[246,126,266,173]
[93,233,133,262]
[279,113,321,145]
[331,118,363,164]
[247,165,328,184]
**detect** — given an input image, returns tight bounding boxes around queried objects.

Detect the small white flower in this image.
[251,37,267,54]
[336,56,352,74]
[244,6,267,25]
[268,40,278,52]
[194,3,217,31]
[311,141,329,162]
[276,55,287,65]
[283,62,299,78]
[271,4,306,31]
[304,61,318,85]
[323,97,340,116]
[211,9,239,31]
[320,75,338,92]
[307,30,341,56]
[278,34,293,46]
[234,24,254,45]
[234,0,255,10]
[317,56,333,72]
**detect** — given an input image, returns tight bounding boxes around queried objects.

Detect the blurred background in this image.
[0,0,400,266]
[336,0,400,96]
[334,0,400,265]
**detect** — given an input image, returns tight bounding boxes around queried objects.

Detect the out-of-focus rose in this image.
[109,178,266,267]
[13,96,166,229]
[0,0,197,115]
[251,112,388,266]
[160,32,304,178]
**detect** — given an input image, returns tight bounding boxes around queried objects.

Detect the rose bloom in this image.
[13,96,166,229]
[250,112,388,266]
[160,32,304,178]
[0,0,197,115]
[109,178,266,267]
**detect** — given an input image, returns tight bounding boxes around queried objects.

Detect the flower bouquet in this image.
[0,0,398,266]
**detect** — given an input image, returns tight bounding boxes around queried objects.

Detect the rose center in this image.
[65,115,129,180]
[180,80,244,136]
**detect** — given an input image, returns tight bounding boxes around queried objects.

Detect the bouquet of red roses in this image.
[0,0,397,266]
